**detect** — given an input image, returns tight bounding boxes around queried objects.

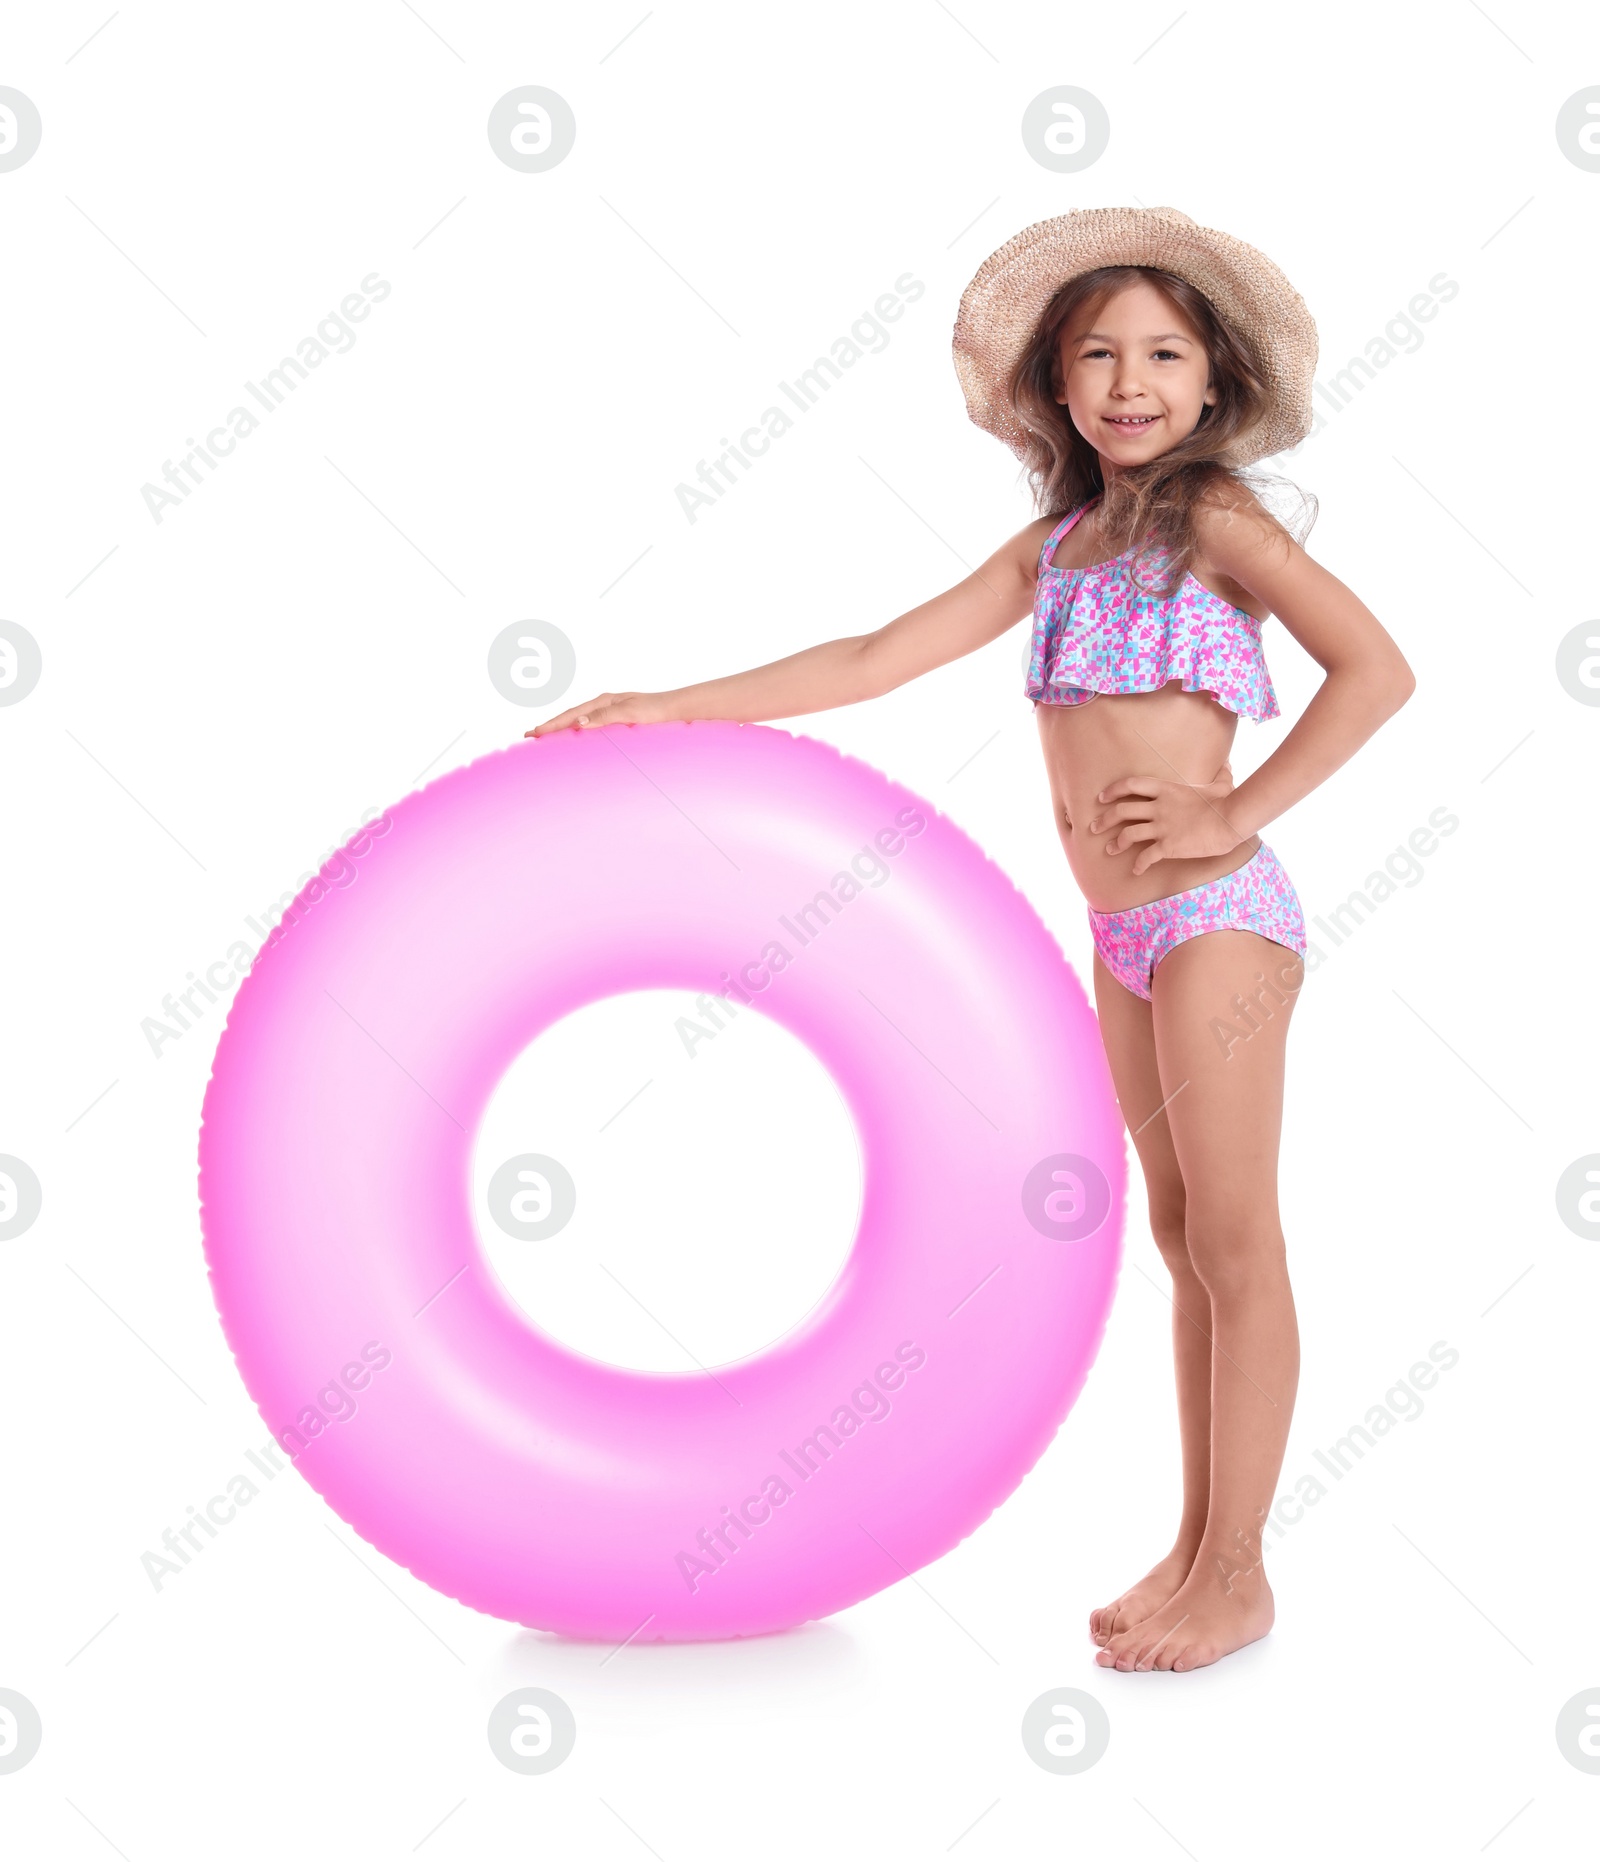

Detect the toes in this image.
[1097,1609,1194,1673]
[1094,1624,1136,1668]
[1106,1615,1176,1672]
[1137,1625,1181,1672]
[1091,1599,1128,1646]
[1165,1633,1199,1671]
[1110,1631,1146,1671]
[1172,1640,1215,1673]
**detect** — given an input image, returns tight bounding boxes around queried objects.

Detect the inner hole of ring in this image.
[470,988,864,1375]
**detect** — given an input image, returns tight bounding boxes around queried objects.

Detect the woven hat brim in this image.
[952,207,1318,469]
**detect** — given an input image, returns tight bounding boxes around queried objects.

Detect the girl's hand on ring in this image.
[526,692,670,737]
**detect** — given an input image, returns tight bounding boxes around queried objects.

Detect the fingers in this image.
[526,695,615,737]
[1097,774,1160,804]
[527,708,584,738]
[1105,820,1160,856]
[1088,798,1155,834]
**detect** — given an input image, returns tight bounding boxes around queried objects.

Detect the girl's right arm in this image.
[526,518,1049,736]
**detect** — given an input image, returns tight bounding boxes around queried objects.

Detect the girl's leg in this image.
[1095,927,1304,1673]
[1087,953,1215,1645]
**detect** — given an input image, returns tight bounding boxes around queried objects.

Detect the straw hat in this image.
[952,206,1318,467]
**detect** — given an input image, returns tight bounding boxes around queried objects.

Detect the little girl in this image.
[531,207,1414,1674]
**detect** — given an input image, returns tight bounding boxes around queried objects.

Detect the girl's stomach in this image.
[1034,682,1262,914]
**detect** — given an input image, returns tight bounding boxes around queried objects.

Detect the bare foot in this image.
[1093,1560,1274,1673]
[1088,1545,1198,1646]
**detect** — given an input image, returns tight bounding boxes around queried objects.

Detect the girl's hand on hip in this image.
[526,691,672,737]
[1088,771,1243,875]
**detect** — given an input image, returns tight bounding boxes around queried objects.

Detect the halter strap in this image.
[1038,495,1101,573]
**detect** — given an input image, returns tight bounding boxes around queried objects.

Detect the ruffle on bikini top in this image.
[1024,499,1280,723]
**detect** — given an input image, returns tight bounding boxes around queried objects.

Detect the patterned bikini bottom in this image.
[1087,842,1307,1002]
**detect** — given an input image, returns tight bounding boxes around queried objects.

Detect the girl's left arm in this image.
[1208,496,1416,842]
[1094,494,1415,873]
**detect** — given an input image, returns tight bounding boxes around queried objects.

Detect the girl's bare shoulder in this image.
[1192,480,1304,618]
[1193,478,1301,563]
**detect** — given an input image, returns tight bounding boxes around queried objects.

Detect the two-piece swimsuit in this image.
[1026,494,1307,1001]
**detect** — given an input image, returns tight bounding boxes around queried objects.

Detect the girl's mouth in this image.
[1104,415,1160,430]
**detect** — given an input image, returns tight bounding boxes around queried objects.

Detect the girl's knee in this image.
[1183,1207,1287,1294]
[1149,1200,1195,1274]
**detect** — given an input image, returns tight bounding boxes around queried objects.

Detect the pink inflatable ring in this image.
[198,723,1124,1640]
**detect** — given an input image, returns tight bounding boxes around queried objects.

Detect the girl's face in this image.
[1053,280,1216,472]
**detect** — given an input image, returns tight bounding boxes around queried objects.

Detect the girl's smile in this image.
[1054,278,1218,469]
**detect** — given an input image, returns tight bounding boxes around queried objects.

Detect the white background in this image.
[2,0,1597,1853]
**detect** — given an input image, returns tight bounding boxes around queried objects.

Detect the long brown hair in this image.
[1008,264,1315,597]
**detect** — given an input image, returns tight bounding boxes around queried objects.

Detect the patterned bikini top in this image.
[1024,495,1279,722]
